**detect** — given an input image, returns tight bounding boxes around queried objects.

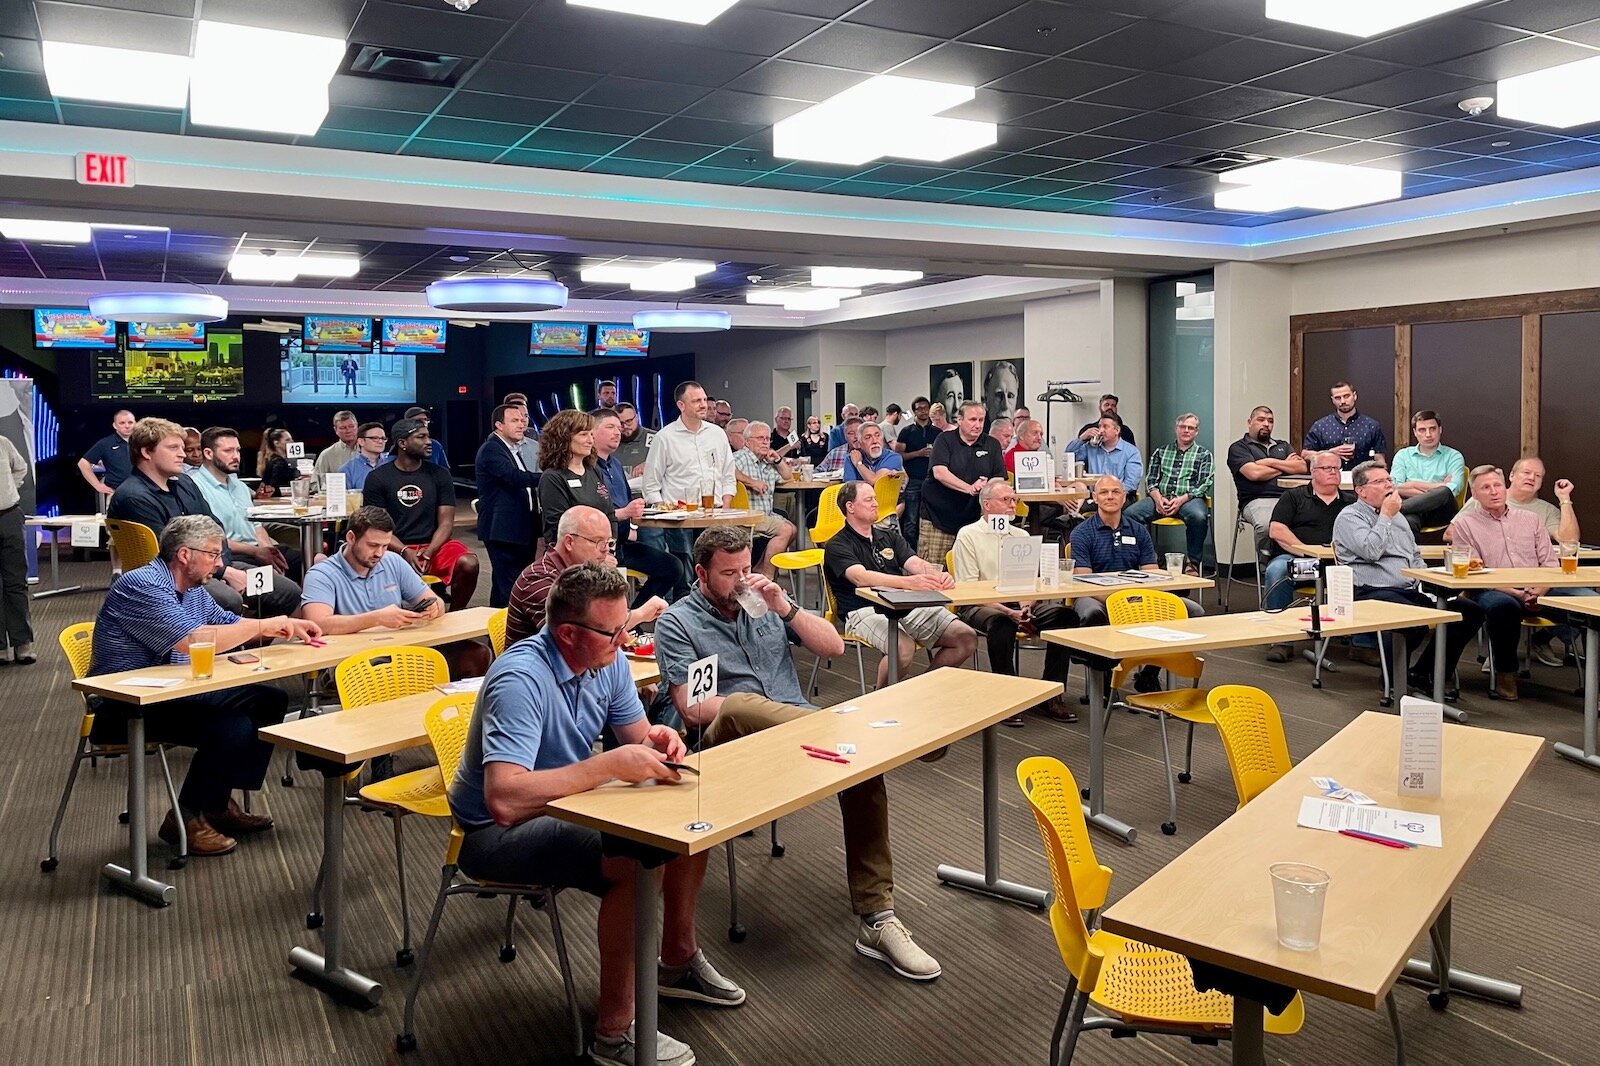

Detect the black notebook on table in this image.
[873,589,953,610]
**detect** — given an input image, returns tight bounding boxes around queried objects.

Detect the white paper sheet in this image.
[122,676,184,689]
[1297,795,1443,847]
[1398,695,1444,797]
[1119,624,1195,642]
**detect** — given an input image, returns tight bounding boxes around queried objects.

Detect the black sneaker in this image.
[1132,665,1163,693]
[659,950,745,1007]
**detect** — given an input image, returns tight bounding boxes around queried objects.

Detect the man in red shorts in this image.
[361,417,479,608]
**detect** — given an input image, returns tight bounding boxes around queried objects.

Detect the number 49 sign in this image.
[687,654,718,706]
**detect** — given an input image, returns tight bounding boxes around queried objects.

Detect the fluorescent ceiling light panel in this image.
[228,253,361,282]
[190,21,345,135]
[1498,56,1600,129]
[774,76,996,166]
[1263,0,1476,37]
[1216,159,1402,213]
[745,287,860,311]
[0,219,92,243]
[580,260,716,292]
[42,41,191,108]
[809,267,924,287]
[568,0,741,23]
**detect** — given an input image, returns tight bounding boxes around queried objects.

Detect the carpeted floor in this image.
[4,548,1596,1066]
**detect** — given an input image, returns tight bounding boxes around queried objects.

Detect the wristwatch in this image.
[780,599,801,623]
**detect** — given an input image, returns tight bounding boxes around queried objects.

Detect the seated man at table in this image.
[730,420,797,578]
[1261,452,1354,662]
[188,425,305,580]
[448,564,742,1066]
[1454,455,1578,543]
[824,480,977,690]
[89,515,320,856]
[951,479,1076,723]
[1333,461,1483,698]
[506,506,666,644]
[655,526,941,981]
[842,421,904,486]
[361,417,479,610]
[338,420,392,490]
[816,416,863,474]
[1388,409,1465,535]
[1065,415,1142,499]
[1125,413,1212,574]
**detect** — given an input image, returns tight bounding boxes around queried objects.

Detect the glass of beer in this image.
[1560,541,1580,574]
[190,626,217,680]
[1447,546,1470,579]
[290,477,311,515]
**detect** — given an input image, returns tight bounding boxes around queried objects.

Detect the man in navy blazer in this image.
[474,403,541,608]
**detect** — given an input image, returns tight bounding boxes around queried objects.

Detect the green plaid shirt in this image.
[1146,442,1213,500]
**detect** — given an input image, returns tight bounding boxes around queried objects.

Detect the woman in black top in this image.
[537,409,615,546]
[256,427,296,497]
[796,415,830,465]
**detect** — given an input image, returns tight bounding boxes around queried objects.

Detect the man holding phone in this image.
[300,506,444,634]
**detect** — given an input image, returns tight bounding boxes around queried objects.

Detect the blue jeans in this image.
[901,477,924,550]
[1125,496,1209,565]
[1262,554,1295,612]
[1473,586,1598,667]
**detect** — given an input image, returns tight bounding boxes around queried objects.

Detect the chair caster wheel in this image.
[306,912,324,930]
[168,857,187,871]
[770,843,785,858]
[1427,992,1449,1011]
[1161,822,1177,836]
[729,924,747,943]
[499,944,517,963]
[118,811,130,824]
[40,857,57,873]
[396,1034,417,1053]
[1380,697,1393,708]
[1080,787,1091,800]
[528,894,546,910]
[281,774,295,787]
[1177,772,1192,784]
[1311,679,1322,689]
[396,948,414,967]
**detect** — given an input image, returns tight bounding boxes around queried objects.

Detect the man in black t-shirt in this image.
[918,401,1005,567]
[824,480,975,690]
[362,418,478,609]
[1226,405,1309,559]
[891,396,940,550]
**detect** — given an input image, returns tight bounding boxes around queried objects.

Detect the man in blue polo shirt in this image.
[299,506,443,634]
[1066,414,1143,495]
[842,421,905,484]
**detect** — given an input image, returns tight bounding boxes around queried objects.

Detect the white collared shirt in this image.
[642,417,735,504]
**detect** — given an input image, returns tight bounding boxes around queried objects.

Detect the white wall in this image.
[686,330,819,422]
[882,315,1023,410]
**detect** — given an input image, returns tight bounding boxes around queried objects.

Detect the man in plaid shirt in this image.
[1126,412,1213,573]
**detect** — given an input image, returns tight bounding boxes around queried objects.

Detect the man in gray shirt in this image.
[614,401,653,474]
[1333,461,1482,696]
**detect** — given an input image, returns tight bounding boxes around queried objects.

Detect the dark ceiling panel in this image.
[847,0,1024,38]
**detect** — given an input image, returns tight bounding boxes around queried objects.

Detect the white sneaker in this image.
[590,1023,695,1066]
[856,914,941,981]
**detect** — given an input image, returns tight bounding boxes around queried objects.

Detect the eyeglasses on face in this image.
[186,545,223,560]
[571,532,615,553]
[566,619,631,645]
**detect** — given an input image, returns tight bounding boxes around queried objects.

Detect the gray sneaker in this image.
[590,1024,695,1066]
[856,915,941,981]
[659,949,746,1006]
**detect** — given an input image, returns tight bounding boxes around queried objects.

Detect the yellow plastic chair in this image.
[397,694,581,1057]
[873,472,903,525]
[105,519,159,571]
[1016,756,1303,1066]
[809,483,846,546]
[328,646,451,967]
[1418,469,1469,539]
[1150,495,1211,589]
[805,573,872,696]
[42,622,186,872]
[487,607,508,657]
[1106,588,1214,836]
[770,548,824,610]
[731,483,751,510]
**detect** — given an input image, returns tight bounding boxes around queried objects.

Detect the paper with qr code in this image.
[1398,696,1442,797]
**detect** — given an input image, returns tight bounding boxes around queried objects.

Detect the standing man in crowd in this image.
[829,403,860,449]
[403,406,450,469]
[771,406,799,456]
[597,380,618,409]
[1077,393,1136,447]
[315,411,359,480]
[1303,381,1386,469]
[894,397,939,550]
[592,407,682,604]
[474,403,542,608]
[0,424,31,664]
[1227,405,1308,560]
[339,421,390,490]
[79,409,136,502]
[879,403,903,445]
[1388,410,1464,534]
[644,380,735,578]
[1126,413,1212,575]
[363,417,479,610]
[918,401,1005,565]
[614,401,653,475]
[711,399,733,428]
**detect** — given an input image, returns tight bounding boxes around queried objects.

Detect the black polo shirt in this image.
[921,431,1004,534]
[895,421,940,480]
[107,470,233,566]
[84,432,133,488]
[1227,435,1299,503]
[824,523,913,618]
[1266,486,1355,558]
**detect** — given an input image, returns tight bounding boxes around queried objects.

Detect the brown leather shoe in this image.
[207,798,273,836]
[159,810,236,856]
[1494,672,1519,701]
[1038,696,1080,723]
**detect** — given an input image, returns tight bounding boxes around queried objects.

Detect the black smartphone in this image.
[227,652,260,665]
[662,761,701,776]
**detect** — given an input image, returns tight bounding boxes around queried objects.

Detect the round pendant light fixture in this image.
[426,276,568,313]
[88,291,229,323]
[632,309,731,333]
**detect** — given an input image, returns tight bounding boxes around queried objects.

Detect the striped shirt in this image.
[1145,442,1213,500]
[817,443,849,474]
[90,560,238,675]
[732,448,778,514]
[506,547,570,645]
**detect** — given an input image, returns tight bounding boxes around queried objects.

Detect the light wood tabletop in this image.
[547,668,1059,854]
[1100,712,1542,1011]
[74,606,496,705]
[26,514,104,526]
[776,480,835,491]
[859,574,1212,611]
[1017,487,1089,504]
[262,657,661,764]
[1403,565,1600,589]
[636,510,763,530]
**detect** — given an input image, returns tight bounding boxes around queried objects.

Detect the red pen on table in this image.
[1339,828,1412,849]
[802,745,849,764]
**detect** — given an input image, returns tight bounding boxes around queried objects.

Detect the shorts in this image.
[457,814,674,894]
[407,539,472,582]
[845,604,956,654]
[751,513,789,538]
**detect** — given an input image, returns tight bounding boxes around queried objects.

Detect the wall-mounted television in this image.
[380,317,447,354]
[529,322,590,357]
[280,335,417,405]
[34,308,116,349]
[595,323,649,357]
[127,320,207,350]
[302,315,374,353]
[93,331,244,401]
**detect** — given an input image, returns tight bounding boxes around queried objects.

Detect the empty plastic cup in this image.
[1269,862,1331,951]
[1165,552,1184,577]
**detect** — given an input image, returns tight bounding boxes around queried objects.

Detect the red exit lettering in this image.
[75,153,136,187]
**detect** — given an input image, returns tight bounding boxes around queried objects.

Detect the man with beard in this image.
[893,397,939,550]
[1227,405,1309,557]
[614,401,654,475]
[189,426,305,582]
[362,418,479,609]
[843,421,904,485]
[1303,381,1387,470]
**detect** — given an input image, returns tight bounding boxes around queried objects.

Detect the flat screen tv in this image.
[93,331,244,401]
[34,308,116,349]
[380,317,447,354]
[594,323,649,357]
[127,320,207,350]
[280,335,417,405]
[302,314,374,353]
[529,322,590,357]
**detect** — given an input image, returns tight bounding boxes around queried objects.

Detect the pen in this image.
[1339,828,1413,849]
[804,748,850,764]
[801,744,842,757]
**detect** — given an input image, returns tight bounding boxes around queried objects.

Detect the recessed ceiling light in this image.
[1215,159,1402,213]
[228,252,361,282]
[1498,56,1600,129]
[568,0,741,24]
[809,267,924,287]
[448,254,470,263]
[190,21,345,135]
[1264,0,1476,38]
[1491,140,1511,148]
[773,75,996,167]
[42,41,191,108]
[580,259,716,292]
[0,219,92,243]
[745,287,859,311]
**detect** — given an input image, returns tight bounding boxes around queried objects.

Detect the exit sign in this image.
[75,153,135,187]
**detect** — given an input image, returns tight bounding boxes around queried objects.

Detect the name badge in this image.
[1121,535,1137,546]
[567,478,582,487]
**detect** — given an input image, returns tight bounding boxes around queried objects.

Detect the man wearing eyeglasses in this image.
[338,420,392,490]
[1260,452,1354,661]
[506,506,666,645]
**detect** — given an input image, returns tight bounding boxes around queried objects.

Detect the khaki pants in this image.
[703,693,894,915]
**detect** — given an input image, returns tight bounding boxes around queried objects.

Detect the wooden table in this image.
[635,509,762,530]
[1043,601,1458,843]
[547,669,1060,1057]
[259,654,660,1006]
[1295,544,1600,563]
[26,514,105,598]
[1099,712,1541,1065]
[1532,595,1600,774]
[75,606,495,909]
[858,574,1212,686]
[1017,487,1088,505]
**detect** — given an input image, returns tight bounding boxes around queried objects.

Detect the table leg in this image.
[1426,595,1467,723]
[301,523,318,574]
[33,531,83,599]
[935,725,1053,909]
[634,860,660,1060]
[1401,899,1523,1008]
[101,713,176,906]
[1554,622,1600,772]
[1231,995,1265,1066]
[1082,665,1137,843]
[884,613,901,687]
[288,773,382,1005]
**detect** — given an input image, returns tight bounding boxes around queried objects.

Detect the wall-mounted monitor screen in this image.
[380,317,447,354]
[530,322,590,357]
[281,335,417,405]
[93,331,244,401]
[34,308,116,349]
[302,315,374,353]
[595,324,649,357]
[127,320,207,350]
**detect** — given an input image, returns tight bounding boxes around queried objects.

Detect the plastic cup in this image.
[1270,862,1331,951]
[1165,552,1184,577]
[190,627,217,681]
[1560,542,1579,574]
[735,582,769,618]
[1447,546,1470,579]
[290,478,311,515]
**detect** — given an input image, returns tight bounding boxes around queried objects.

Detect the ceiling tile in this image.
[725,59,867,101]
[960,3,1139,55]
[349,2,513,57]
[1166,37,1328,83]
[1332,68,1489,109]
[1252,54,1410,97]
[1082,72,1226,110]
[436,92,563,126]
[1167,84,1307,120]
[416,114,532,147]
[459,62,602,101]
[1066,20,1236,68]
[1437,34,1597,80]
[1468,0,1600,34]
[987,56,1135,97]
[888,41,1043,84]
[847,0,1023,38]
[545,103,664,137]
[780,23,942,71]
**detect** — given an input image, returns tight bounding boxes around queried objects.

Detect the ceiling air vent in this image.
[1172,150,1268,174]
[344,44,466,86]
